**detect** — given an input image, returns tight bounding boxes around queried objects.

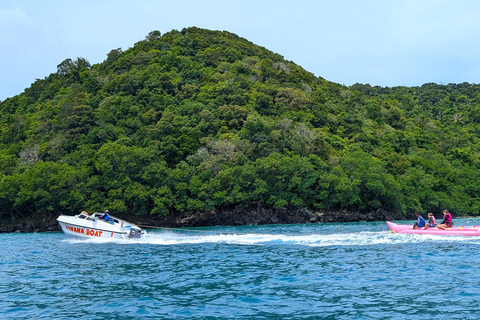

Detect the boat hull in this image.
[58,221,128,239]
[57,213,146,240]
[386,221,480,236]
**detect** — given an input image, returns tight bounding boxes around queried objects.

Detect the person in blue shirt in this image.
[413,211,426,229]
[101,210,110,222]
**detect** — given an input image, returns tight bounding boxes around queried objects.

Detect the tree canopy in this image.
[1,27,480,219]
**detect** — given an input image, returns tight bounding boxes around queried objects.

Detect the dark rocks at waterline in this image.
[146,204,401,228]
[0,220,60,234]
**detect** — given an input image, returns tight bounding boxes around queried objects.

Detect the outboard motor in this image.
[128,227,143,239]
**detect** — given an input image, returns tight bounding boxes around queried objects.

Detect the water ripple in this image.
[2,221,480,319]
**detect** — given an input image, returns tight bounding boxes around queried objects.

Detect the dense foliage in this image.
[1,27,480,219]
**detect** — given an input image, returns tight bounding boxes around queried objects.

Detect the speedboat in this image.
[386,221,480,236]
[57,212,147,239]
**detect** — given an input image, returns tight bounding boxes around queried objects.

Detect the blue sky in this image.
[2,0,480,101]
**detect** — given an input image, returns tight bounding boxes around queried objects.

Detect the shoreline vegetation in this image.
[2,27,480,227]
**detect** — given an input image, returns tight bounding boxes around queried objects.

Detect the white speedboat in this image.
[57,212,146,239]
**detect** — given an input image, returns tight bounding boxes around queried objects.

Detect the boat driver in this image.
[101,210,111,222]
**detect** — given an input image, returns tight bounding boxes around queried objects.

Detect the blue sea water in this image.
[2,220,480,319]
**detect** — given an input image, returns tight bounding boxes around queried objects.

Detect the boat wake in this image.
[63,229,480,247]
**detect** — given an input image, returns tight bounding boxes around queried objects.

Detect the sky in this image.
[2,0,480,101]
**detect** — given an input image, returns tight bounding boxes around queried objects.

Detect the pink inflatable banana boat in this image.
[386,221,480,236]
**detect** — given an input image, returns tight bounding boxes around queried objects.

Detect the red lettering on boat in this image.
[66,225,85,234]
[66,225,103,237]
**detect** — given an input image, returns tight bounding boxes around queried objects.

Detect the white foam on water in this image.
[61,230,480,247]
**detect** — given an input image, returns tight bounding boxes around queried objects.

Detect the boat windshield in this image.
[78,213,96,221]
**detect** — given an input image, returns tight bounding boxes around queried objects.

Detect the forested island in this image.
[1,27,480,232]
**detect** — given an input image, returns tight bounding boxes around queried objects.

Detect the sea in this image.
[2,219,480,320]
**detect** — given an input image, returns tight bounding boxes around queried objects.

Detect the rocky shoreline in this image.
[147,206,402,228]
[0,202,404,234]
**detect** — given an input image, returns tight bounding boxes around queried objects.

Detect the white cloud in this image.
[0,5,31,26]
[0,5,34,47]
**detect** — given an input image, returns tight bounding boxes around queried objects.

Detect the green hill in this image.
[1,27,480,221]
